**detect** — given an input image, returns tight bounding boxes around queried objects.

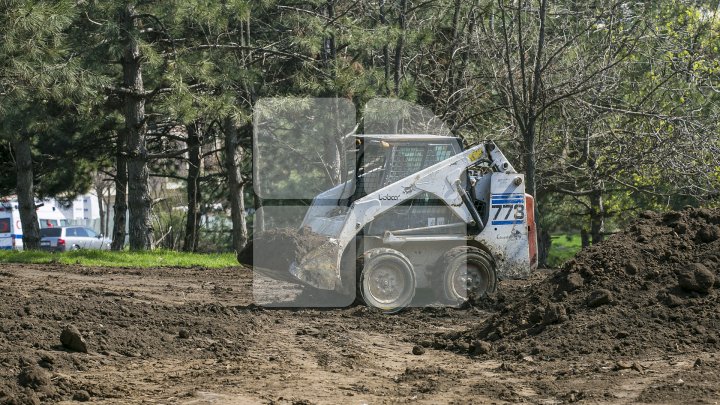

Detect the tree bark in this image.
[224,118,249,253]
[379,0,390,93]
[104,193,110,239]
[538,228,551,268]
[183,122,202,252]
[523,123,538,199]
[393,0,407,95]
[581,228,590,249]
[253,192,264,233]
[323,1,336,66]
[96,182,105,236]
[111,131,128,251]
[122,3,153,250]
[325,98,344,184]
[523,0,547,265]
[13,136,40,250]
[523,0,547,201]
[589,189,605,244]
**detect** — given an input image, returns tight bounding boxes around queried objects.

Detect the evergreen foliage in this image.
[0,0,717,253]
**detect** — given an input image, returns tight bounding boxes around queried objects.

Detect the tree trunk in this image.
[224,118,249,253]
[325,103,343,184]
[447,0,462,108]
[581,228,590,249]
[13,136,40,250]
[111,131,128,250]
[122,3,152,250]
[538,228,551,268]
[523,0,547,265]
[523,0,547,201]
[393,0,407,95]
[183,122,202,252]
[253,192,264,233]
[589,189,605,244]
[524,119,549,266]
[523,123,538,199]
[96,183,105,236]
[323,1,336,66]
[379,0,390,93]
[104,193,110,239]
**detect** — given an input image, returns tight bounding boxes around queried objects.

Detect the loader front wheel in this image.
[359,248,415,313]
[437,246,496,305]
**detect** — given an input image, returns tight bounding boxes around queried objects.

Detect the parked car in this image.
[40,227,111,252]
[1,201,68,250]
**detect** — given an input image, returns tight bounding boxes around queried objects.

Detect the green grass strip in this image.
[0,249,238,268]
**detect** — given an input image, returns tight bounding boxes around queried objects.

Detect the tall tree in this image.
[120,3,153,250]
[78,1,220,250]
[0,1,94,249]
[224,118,249,253]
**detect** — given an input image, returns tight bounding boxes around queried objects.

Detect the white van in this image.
[0,201,68,250]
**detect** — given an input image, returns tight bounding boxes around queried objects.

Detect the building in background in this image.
[0,194,103,234]
[54,194,100,229]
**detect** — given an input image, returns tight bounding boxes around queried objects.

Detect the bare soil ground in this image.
[1,260,718,404]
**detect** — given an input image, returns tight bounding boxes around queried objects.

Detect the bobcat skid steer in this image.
[256,135,537,312]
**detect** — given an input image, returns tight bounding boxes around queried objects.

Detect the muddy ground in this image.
[1,260,718,404]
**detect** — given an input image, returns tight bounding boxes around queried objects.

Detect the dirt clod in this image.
[412,345,425,355]
[72,390,90,402]
[297,327,322,337]
[17,365,50,390]
[470,340,492,355]
[542,303,567,325]
[178,329,190,339]
[60,325,88,353]
[696,225,720,243]
[586,289,613,308]
[676,263,715,293]
[559,273,584,293]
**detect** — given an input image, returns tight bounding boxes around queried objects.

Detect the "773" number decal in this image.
[490,194,526,225]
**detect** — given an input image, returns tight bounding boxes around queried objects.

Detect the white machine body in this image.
[291,136,538,291]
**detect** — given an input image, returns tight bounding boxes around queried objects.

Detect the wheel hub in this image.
[452,262,487,299]
[368,264,405,304]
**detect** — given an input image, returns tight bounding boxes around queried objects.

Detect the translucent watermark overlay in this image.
[251,98,504,309]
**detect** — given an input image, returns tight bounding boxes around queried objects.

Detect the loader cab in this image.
[350,135,469,237]
[352,135,463,201]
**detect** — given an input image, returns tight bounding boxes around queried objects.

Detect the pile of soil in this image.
[437,208,720,359]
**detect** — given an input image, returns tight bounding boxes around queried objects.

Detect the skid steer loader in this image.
[250,134,537,312]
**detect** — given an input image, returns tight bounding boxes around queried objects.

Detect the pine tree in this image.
[0,0,98,249]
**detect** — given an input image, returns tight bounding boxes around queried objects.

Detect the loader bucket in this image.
[238,227,344,290]
[289,239,342,290]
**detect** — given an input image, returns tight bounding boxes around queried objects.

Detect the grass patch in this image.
[547,234,582,267]
[0,249,238,268]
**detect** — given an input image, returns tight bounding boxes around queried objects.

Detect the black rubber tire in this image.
[358,248,416,313]
[435,246,497,305]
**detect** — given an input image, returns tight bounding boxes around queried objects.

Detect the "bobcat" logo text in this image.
[379,194,400,201]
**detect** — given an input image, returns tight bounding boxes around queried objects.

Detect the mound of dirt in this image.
[439,208,720,359]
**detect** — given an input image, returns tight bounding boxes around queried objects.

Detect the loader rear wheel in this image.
[359,248,415,313]
[436,246,496,305]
